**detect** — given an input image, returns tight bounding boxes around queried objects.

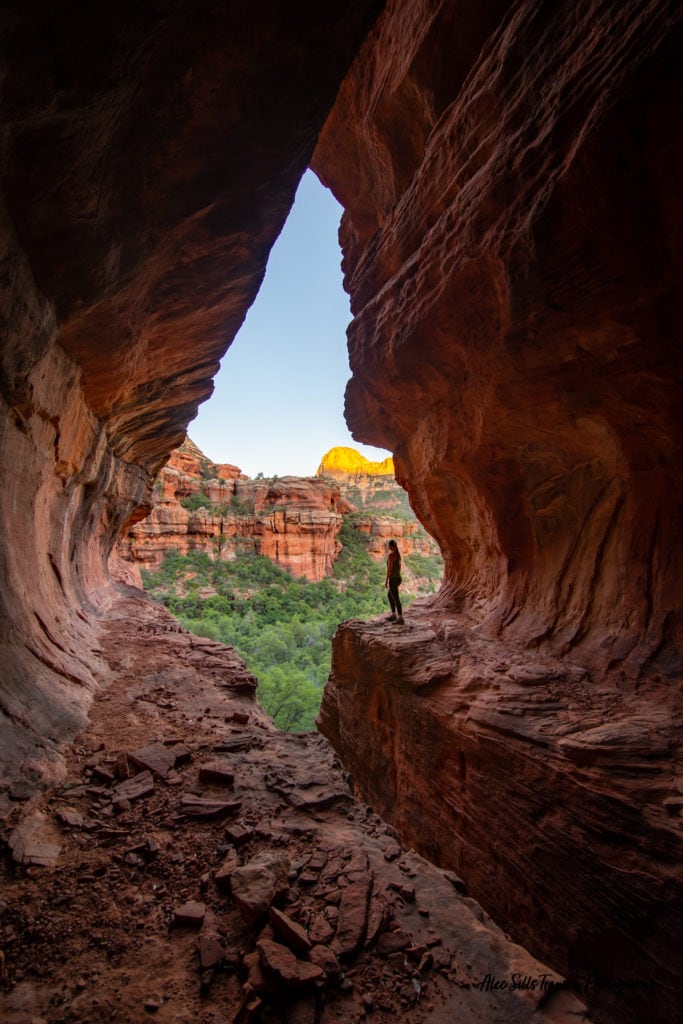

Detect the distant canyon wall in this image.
[117,441,439,582]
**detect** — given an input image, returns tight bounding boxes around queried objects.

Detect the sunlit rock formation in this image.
[313,2,683,1023]
[118,439,440,582]
[318,445,394,477]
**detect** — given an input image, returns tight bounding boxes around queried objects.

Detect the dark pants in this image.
[388,578,402,616]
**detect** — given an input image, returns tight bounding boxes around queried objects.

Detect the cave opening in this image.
[132,168,444,732]
[189,168,390,478]
[1,4,681,1022]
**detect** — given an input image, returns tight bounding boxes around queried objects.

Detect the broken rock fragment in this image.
[180,795,242,818]
[114,770,155,802]
[332,871,373,957]
[268,906,312,955]
[173,901,206,927]
[308,912,335,945]
[308,944,340,978]
[214,848,240,888]
[128,742,177,779]
[198,934,226,970]
[228,710,250,725]
[256,939,323,987]
[231,852,290,926]
[377,929,411,957]
[225,822,253,846]
[9,810,63,867]
[198,761,235,786]
[55,807,85,829]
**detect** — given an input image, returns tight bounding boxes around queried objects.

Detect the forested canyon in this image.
[1,3,681,1024]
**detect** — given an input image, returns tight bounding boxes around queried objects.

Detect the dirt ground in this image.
[0,589,586,1024]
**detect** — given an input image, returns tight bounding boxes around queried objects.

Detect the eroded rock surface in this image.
[0,0,384,791]
[117,438,440,582]
[312,3,683,1022]
[313,0,683,682]
[0,591,588,1024]
[318,602,683,1024]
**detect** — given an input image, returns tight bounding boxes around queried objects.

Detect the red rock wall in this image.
[319,607,683,1024]
[313,0,683,682]
[313,3,683,1022]
[118,450,439,581]
[120,469,345,582]
[0,1,384,793]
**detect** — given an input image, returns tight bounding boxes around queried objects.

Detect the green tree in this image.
[140,528,442,732]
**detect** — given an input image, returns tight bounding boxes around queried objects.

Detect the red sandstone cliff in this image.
[312,3,683,1022]
[118,439,441,583]
[120,441,345,582]
[314,0,683,683]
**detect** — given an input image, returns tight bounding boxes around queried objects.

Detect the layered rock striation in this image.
[314,0,683,682]
[118,439,440,582]
[119,442,346,582]
[0,1,384,791]
[319,605,682,1024]
[313,2,683,1023]
[1,3,682,1024]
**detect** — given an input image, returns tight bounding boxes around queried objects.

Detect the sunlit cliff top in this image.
[317,446,394,477]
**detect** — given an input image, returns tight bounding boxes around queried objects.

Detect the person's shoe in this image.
[395,616,404,625]
[387,614,397,622]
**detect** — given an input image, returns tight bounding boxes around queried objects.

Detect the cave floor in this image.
[0,588,589,1024]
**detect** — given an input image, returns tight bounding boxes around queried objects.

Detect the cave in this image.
[1,3,681,1023]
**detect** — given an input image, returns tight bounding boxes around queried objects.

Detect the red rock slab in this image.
[173,901,206,927]
[9,823,61,868]
[198,761,235,786]
[180,795,242,818]
[198,935,225,970]
[225,822,254,845]
[55,807,86,829]
[113,770,155,802]
[256,939,323,987]
[231,853,291,926]
[377,930,411,957]
[128,742,177,779]
[331,871,373,957]
[268,906,312,956]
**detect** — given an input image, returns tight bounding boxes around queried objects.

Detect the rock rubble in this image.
[0,591,589,1024]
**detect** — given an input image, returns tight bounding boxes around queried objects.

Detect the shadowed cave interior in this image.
[0,3,682,1024]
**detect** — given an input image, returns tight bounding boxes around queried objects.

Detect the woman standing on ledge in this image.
[385,539,404,624]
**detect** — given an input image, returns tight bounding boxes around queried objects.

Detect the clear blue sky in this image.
[188,170,390,478]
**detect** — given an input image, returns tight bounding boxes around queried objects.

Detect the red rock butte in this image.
[318,445,395,477]
[0,4,682,1024]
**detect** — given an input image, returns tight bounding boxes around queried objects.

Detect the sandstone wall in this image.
[118,445,440,581]
[0,1,384,793]
[313,2,683,1022]
[313,0,683,682]
[120,469,345,582]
